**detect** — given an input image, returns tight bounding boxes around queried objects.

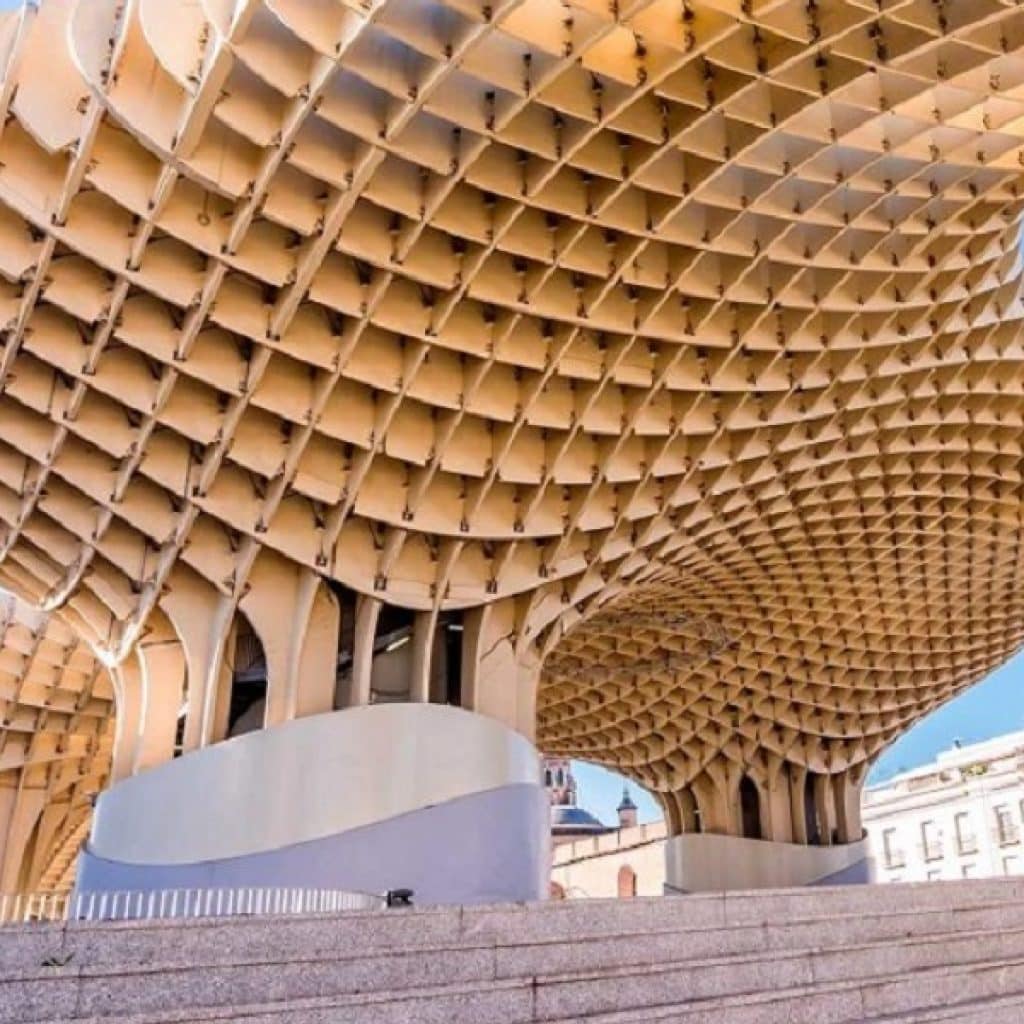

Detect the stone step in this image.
[16,922,1024,1023]
[542,958,1024,1024]
[39,955,1024,1024]
[11,878,1024,1023]
[497,898,1024,981]
[16,895,1024,981]
[13,881,1024,976]
[533,927,1024,1021]
[38,978,539,1024]
[876,993,1024,1024]
[469,876,1024,942]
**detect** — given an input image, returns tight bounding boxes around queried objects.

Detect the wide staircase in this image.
[5,877,1024,1023]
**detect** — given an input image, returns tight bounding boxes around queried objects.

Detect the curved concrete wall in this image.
[78,705,549,905]
[665,833,872,893]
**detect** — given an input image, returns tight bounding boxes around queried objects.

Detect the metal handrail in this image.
[0,886,385,926]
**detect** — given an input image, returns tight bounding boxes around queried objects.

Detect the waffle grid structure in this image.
[0,0,1023,881]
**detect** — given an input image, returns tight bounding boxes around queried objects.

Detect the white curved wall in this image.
[91,703,540,865]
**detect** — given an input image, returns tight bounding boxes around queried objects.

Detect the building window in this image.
[962,864,976,878]
[927,869,942,881]
[954,812,977,856]
[1005,856,1020,877]
[920,820,942,862]
[882,828,905,869]
[995,805,1020,847]
[617,864,637,898]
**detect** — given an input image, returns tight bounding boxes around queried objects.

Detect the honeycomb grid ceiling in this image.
[0,0,1019,799]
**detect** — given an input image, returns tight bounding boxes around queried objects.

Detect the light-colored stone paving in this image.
[2,878,1024,1022]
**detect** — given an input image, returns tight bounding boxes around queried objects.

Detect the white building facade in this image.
[864,731,1024,883]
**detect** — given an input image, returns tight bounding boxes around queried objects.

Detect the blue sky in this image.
[572,648,1024,825]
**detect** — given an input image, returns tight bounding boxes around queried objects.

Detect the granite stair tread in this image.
[24,944,1024,1024]
[874,991,1024,1023]
[37,957,1024,1024]
[539,956,1024,1024]
[10,915,1024,990]
[21,890,1024,975]
[10,878,1024,1022]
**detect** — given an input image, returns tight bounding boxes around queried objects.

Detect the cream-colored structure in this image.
[865,731,1024,883]
[0,594,113,893]
[0,0,1022,891]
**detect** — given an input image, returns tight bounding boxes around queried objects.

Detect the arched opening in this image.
[617,864,637,898]
[739,775,762,840]
[664,788,701,835]
[549,880,566,900]
[440,611,464,706]
[661,792,682,834]
[544,760,657,846]
[362,602,417,704]
[227,614,267,737]
[805,772,822,846]
[329,583,465,706]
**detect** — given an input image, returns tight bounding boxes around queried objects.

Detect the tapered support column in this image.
[110,653,145,784]
[161,568,235,752]
[245,557,340,727]
[833,766,866,844]
[814,773,836,846]
[134,640,187,774]
[763,766,794,844]
[0,786,45,892]
[349,596,381,707]
[408,611,434,703]
[462,598,539,740]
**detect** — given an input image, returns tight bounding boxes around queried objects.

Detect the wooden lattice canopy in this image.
[0,0,1023,870]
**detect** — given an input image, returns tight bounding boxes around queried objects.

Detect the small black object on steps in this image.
[386,888,414,908]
